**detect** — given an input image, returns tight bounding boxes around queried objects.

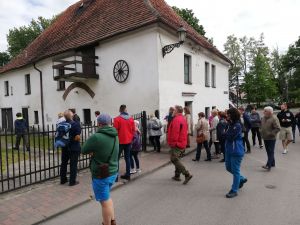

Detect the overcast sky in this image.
[0,0,299,53]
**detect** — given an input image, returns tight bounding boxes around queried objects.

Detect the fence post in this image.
[141,111,147,151]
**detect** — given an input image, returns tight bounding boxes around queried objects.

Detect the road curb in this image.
[33,147,196,225]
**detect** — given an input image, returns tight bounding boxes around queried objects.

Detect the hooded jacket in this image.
[82,126,119,178]
[113,112,135,144]
[14,118,28,134]
[167,114,188,150]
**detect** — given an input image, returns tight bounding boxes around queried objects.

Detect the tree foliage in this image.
[7,16,56,58]
[172,7,206,37]
[0,52,10,67]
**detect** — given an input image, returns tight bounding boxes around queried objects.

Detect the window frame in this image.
[34,111,39,124]
[25,74,31,95]
[57,81,66,91]
[211,64,216,88]
[4,81,9,96]
[205,62,210,87]
[184,54,192,85]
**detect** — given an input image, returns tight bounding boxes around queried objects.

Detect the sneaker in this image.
[183,174,193,185]
[69,181,79,186]
[239,178,248,189]
[204,159,211,162]
[259,145,264,149]
[136,169,142,173]
[130,169,137,174]
[226,190,238,198]
[282,149,287,154]
[172,176,181,181]
[192,159,199,162]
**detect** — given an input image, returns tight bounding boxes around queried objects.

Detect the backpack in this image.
[131,132,142,151]
[54,121,72,148]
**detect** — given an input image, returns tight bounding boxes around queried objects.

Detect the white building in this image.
[0,0,231,130]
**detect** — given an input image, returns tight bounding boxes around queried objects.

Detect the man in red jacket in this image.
[114,105,135,181]
[168,105,193,184]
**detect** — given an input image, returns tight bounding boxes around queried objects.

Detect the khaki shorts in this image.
[279,127,293,141]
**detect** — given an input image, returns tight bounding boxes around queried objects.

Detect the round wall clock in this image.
[113,60,129,83]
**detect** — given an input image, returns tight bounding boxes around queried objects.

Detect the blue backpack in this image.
[54,122,72,148]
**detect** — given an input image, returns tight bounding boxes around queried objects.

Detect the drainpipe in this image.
[33,63,45,131]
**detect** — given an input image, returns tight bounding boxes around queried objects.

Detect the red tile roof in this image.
[0,0,231,74]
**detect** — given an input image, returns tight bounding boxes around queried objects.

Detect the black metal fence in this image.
[0,111,148,194]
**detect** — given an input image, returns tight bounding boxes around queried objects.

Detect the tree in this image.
[223,35,243,106]
[0,52,10,67]
[172,7,206,37]
[242,53,277,105]
[7,16,56,58]
[281,36,300,102]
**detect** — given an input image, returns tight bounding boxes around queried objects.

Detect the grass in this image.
[0,135,54,150]
[0,149,29,172]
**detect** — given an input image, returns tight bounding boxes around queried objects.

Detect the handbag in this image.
[196,133,205,144]
[92,137,116,179]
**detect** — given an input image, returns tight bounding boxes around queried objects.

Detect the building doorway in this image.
[1,108,13,131]
[184,101,193,116]
[83,109,91,125]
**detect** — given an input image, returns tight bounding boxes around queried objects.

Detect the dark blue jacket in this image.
[225,122,245,156]
[14,118,28,134]
[243,112,252,132]
[68,120,81,152]
[217,119,228,142]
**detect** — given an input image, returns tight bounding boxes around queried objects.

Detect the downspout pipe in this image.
[33,63,45,131]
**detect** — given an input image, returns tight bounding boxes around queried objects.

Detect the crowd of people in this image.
[11,103,300,225]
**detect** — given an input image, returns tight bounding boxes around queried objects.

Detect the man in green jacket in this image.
[82,114,119,225]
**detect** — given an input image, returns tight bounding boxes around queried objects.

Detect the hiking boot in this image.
[226,190,238,198]
[183,174,193,185]
[120,175,131,181]
[172,176,181,181]
[239,178,248,189]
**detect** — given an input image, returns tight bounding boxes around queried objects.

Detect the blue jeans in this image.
[119,144,131,176]
[225,154,246,193]
[264,140,276,167]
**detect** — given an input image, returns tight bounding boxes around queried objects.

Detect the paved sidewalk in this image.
[0,143,196,225]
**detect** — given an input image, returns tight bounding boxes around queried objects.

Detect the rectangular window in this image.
[83,109,91,125]
[205,62,210,87]
[4,81,9,96]
[57,81,66,91]
[211,65,216,88]
[184,54,192,84]
[34,111,39,124]
[25,74,31,95]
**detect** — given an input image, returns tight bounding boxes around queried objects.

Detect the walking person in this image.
[82,114,119,225]
[210,109,220,158]
[130,120,142,174]
[295,110,300,135]
[60,110,81,186]
[13,113,30,152]
[168,105,193,184]
[261,107,281,171]
[148,114,162,152]
[224,108,247,198]
[184,107,193,148]
[113,105,135,181]
[250,107,263,148]
[239,106,252,153]
[217,112,228,162]
[192,112,211,162]
[277,103,295,154]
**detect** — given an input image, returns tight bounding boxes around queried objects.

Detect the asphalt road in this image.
[41,138,300,225]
